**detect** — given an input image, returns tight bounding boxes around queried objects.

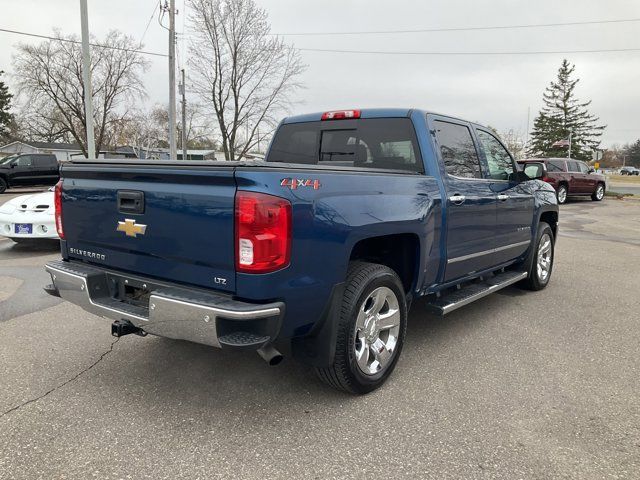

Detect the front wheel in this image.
[520,222,555,291]
[0,178,7,194]
[591,183,605,201]
[315,262,407,394]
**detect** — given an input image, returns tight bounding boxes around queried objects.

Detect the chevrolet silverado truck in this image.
[44,109,559,394]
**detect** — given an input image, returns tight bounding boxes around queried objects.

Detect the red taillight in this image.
[54,180,64,239]
[542,176,555,183]
[235,191,291,273]
[321,109,361,121]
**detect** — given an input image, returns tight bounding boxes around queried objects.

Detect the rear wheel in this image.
[520,222,554,291]
[591,183,605,201]
[315,262,407,394]
[556,184,568,204]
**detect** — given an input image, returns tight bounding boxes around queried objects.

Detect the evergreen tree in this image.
[527,59,605,161]
[625,139,640,167]
[0,70,13,141]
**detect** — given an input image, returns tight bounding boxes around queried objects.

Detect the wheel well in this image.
[349,234,419,293]
[558,181,568,188]
[540,211,558,238]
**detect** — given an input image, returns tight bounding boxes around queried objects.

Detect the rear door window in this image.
[547,160,566,172]
[34,155,56,166]
[433,120,482,179]
[267,118,424,173]
[476,130,514,180]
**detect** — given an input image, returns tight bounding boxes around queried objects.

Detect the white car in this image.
[0,188,59,242]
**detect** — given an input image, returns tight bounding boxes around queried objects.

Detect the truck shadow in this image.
[86,286,528,416]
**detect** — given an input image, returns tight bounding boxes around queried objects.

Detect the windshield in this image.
[0,155,18,164]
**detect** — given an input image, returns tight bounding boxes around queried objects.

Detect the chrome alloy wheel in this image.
[557,187,567,204]
[354,286,401,376]
[596,185,605,200]
[536,233,552,282]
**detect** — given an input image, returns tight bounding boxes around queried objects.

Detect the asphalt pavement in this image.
[0,194,639,479]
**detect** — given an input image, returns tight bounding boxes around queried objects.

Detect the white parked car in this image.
[0,188,59,243]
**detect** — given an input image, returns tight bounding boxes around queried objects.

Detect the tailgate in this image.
[61,163,237,293]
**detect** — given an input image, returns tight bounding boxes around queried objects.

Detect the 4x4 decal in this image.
[280,178,321,190]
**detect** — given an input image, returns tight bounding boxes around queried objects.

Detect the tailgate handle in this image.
[117,191,145,214]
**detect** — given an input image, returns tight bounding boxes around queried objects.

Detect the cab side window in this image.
[14,155,33,167]
[433,120,482,179]
[578,162,589,174]
[476,130,514,180]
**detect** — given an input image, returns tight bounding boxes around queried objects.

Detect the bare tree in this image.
[188,0,305,160]
[500,129,527,160]
[12,30,148,157]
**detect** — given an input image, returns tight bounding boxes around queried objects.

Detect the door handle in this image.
[497,194,510,201]
[449,194,466,205]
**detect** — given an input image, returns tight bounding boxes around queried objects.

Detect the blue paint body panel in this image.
[58,108,558,349]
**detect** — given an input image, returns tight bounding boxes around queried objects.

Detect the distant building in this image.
[0,140,83,161]
[0,141,224,162]
[177,149,218,161]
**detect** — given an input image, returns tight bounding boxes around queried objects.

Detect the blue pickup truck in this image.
[45,108,558,393]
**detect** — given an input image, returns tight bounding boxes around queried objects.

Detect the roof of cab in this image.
[281,108,483,128]
[282,108,414,124]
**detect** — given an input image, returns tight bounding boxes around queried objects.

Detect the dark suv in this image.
[620,166,640,176]
[0,154,60,193]
[518,158,606,204]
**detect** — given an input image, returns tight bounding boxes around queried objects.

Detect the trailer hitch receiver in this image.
[111,320,146,338]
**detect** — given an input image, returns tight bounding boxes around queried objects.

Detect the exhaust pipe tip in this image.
[257,344,283,366]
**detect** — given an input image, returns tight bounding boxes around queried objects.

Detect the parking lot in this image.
[1,194,639,479]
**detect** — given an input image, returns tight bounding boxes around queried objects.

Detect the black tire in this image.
[591,183,605,201]
[0,177,7,194]
[556,184,568,205]
[520,222,554,291]
[315,261,408,394]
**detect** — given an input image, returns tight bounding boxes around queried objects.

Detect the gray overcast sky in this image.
[1,0,639,147]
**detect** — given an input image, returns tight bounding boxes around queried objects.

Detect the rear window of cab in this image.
[266,118,424,173]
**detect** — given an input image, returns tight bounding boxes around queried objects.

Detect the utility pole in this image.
[525,106,530,147]
[168,0,177,160]
[180,68,187,161]
[79,0,96,159]
[567,131,572,159]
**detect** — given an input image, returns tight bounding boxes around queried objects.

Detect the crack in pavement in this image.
[0,337,120,420]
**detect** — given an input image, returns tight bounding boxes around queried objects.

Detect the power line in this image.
[298,47,640,56]
[0,27,168,57]
[272,17,640,36]
[139,0,160,45]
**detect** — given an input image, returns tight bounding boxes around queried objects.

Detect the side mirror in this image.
[588,167,595,173]
[523,162,546,180]
[9,162,16,168]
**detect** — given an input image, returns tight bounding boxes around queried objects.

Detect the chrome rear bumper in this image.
[45,260,283,349]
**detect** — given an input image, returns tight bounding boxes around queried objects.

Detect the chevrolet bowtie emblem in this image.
[117,219,147,238]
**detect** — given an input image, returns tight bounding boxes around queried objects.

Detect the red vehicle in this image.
[518,158,606,205]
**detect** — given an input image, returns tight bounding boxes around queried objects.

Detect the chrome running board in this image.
[426,270,528,315]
